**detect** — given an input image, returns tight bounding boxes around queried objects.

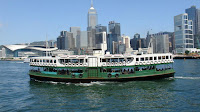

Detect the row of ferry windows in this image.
[60,59,86,63]
[100,58,132,63]
[59,58,133,63]
[136,56,171,61]
[31,59,56,63]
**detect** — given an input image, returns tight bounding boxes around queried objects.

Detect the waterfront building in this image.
[96,32,107,53]
[70,27,81,48]
[198,9,200,35]
[95,24,107,33]
[122,35,131,49]
[87,28,96,48]
[130,33,141,50]
[118,43,126,54]
[108,21,121,40]
[151,32,170,53]
[186,6,200,48]
[146,31,151,48]
[30,40,56,47]
[107,21,121,54]
[1,45,57,57]
[168,32,175,53]
[52,50,74,56]
[80,31,88,48]
[185,6,199,35]
[174,13,194,54]
[140,38,147,48]
[95,25,107,49]
[107,33,118,54]
[57,31,75,50]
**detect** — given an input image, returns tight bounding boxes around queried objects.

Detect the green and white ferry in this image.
[29,50,175,83]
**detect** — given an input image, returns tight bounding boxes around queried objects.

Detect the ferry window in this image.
[50,60,53,63]
[100,58,102,62]
[145,57,148,61]
[72,59,79,63]
[136,58,139,61]
[85,59,88,63]
[119,58,125,62]
[170,56,172,59]
[154,57,157,60]
[162,56,166,59]
[127,58,132,62]
[65,59,69,63]
[54,60,56,63]
[150,57,153,60]
[37,60,39,62]
[158,56,161,60]
[47,60,49,63]
[40,59,42,62]
[102,59,106,62]
[111,58,118,62]
[43,59,45,63]
[166,56,169,59]
[107,59,111,62]
[80,59,84,63]
[141,58,144,61]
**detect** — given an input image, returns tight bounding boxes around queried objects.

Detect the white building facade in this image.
[174,13,194,54]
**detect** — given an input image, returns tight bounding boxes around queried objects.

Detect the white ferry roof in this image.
[31,53,172,60]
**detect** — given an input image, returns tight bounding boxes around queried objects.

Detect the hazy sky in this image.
[0,0,200,45]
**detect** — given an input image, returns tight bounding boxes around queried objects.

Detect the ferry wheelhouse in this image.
[29,52,175,83]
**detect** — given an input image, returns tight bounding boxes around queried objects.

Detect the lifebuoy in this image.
[115,74,119,78]
[79,74,83,78]
[72,74,75,78]
[108,74,112,78]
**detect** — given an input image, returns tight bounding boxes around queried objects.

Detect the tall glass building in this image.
[174,13,194,54]
[185,6,199,35]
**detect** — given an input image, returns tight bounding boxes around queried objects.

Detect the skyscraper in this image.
[186,6,200,48]
[151,32,170,53]
[95,24,107,33]
[87,0,98,48]
[107,21,121,54]
[130,33,140,50]
[57,31,75,50]
[108,21,121,38]
[70,27,81,48]
[174,13,194,54]
[185,6,198,35]
[80,31,88,48]
[198,10,200,35]
[121,35,131,48]
[88,0,98,29]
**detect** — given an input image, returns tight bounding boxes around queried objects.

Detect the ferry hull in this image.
[29,72,175,83]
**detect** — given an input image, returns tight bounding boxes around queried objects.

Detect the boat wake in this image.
[175,76,200,80]
[31,79,114,86]
[75,81,115,86]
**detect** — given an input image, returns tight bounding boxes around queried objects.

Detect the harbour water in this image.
[0,60,200,111]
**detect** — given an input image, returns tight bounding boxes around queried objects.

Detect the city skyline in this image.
[0,0,200,45]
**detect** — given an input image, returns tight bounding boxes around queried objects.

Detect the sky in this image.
[0,0,200,45]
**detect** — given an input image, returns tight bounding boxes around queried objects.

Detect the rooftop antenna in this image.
[91,0,93,7]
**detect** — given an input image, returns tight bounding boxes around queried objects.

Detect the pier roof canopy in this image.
[3,45,58,51]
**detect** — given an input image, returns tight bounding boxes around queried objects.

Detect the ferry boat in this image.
[29,50,175,83]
